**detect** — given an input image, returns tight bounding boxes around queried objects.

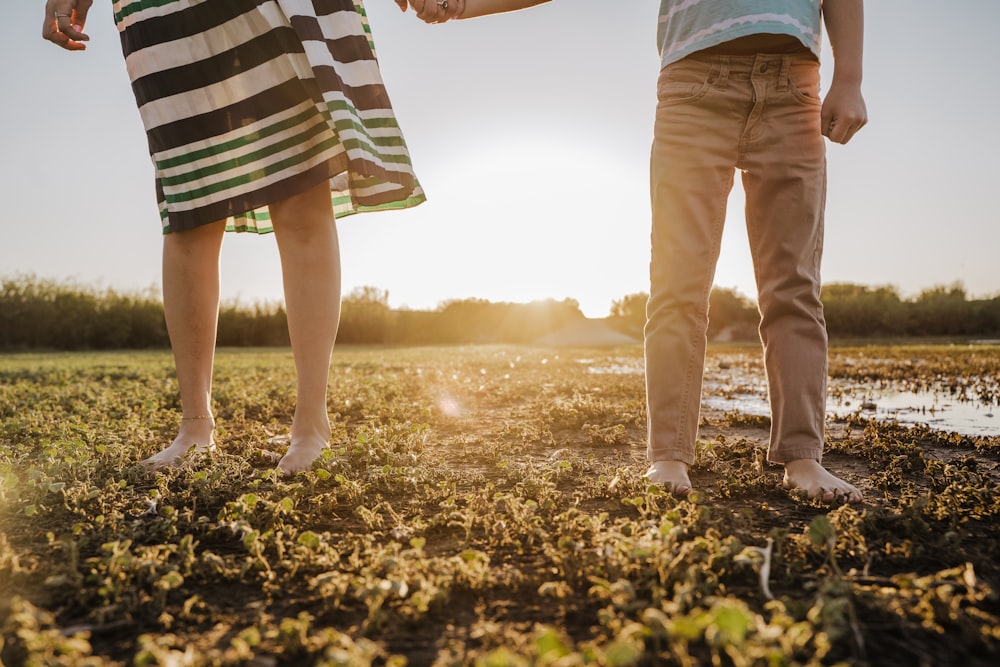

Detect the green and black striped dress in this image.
[114,0,424,234]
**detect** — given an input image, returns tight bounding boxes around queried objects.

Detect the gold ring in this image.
[54,12,71,18]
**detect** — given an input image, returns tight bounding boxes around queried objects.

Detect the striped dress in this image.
[114,0,424,234]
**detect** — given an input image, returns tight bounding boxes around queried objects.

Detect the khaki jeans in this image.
[645,52,828,465]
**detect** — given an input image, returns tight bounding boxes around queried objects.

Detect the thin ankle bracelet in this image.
[181,415,215,421]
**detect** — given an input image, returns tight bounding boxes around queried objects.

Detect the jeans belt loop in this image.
[777,55,790,92]
[717,56,730,88]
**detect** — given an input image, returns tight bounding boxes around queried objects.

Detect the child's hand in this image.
[821,81,867,145]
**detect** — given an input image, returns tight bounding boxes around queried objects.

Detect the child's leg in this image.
[143,221,226,469]
[645,55,742,492]
[269,180,342,475]
[742,54,860,502]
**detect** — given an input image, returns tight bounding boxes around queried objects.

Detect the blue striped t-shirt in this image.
[658,0,822,67]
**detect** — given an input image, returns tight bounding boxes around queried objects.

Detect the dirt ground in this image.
[1,344,999,666]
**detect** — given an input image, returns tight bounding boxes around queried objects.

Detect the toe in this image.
[671,483,692,498]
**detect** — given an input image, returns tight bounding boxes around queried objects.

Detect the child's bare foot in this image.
[277,431,329,476]
[142,418,216,470]
[783,459,862,503]
[645,460,692,497]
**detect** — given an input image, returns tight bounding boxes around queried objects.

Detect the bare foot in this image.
[783,459,862,503]
[645,460,692,498]
[142,419,216,471]
[277,431,329,476]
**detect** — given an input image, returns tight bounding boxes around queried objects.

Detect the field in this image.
[1,343,999,666]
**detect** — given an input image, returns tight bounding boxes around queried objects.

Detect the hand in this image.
[402,0,466,23]
[42,0,92,51]
[821,80,867,145]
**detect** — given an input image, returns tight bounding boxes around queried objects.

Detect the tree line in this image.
[1,275,998,351]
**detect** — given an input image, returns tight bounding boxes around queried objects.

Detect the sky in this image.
[3,1,999,318]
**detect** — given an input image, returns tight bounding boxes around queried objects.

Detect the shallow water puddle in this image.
[827,384,998,437]
[585,355,1000,438]
[584,358,643,376]
[701,380,999,438]
[702,365,1000,437]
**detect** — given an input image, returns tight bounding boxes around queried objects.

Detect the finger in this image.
[43,13,85,51]
[416,0,443,21]
[432,0,452,22]
[823,116,838,141]
[829,115,866,145]
[75,0,94,28]
[820,108,834,138]
[827,117,849,144]
[839,119,867,145]
[832,122,854,144]
[56,13,90,42]
[42,1,62,41]
[443,0,466,19]
[45,29,87,51]
[415,6,435,21]
[395,0,408,11]
[822,110,844,141]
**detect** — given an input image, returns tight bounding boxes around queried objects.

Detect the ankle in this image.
[176,414,216,442]
[291,413,331,439]
[784,459,822,473]
[181,414,215,422]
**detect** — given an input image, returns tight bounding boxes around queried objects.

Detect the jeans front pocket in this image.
[786,61,822,107]
[657,59,714,107]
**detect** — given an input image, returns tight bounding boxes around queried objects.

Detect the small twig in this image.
[749,537,775,601]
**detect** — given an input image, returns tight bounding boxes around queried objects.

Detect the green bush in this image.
[3,275,998,350]
[608,287,759,341]
[0,275,168,350]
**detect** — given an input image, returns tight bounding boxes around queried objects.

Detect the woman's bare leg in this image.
[269,181,341,475]
[143,221,226,469]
